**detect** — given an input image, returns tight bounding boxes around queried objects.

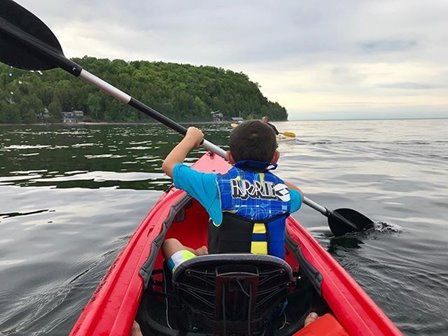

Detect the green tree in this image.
[0,101,21,123]
[0,57,288,124]
[19,94,43,123]
[48,99,62,122]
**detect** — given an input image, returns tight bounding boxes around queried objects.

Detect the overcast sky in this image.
[15,0,448,120]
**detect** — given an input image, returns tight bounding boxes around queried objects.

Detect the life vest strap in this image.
[208,212,287,256]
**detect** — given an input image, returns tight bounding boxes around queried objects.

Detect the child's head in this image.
[229,120,278,164]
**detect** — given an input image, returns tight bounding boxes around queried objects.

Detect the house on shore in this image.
[62,110,84,123]
[231,117,244,124]
[211,110,224,122]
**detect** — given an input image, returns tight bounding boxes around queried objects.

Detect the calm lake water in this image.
[0,119,447,336]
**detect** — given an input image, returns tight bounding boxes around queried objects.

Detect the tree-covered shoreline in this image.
[0,57,288,124]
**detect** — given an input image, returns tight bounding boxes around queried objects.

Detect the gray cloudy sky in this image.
[16,0,448,120]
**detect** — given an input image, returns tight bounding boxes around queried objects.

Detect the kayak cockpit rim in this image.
[139,192,193,288]
[136,192,327,335]
[139,193,323,295]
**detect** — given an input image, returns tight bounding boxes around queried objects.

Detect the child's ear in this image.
[271,150,280,164]
[226,151,235,164]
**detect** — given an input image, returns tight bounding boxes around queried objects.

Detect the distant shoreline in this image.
[0,117,447,127]
[0,121,233,127]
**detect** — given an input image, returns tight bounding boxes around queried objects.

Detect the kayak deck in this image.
[69,152,401,336]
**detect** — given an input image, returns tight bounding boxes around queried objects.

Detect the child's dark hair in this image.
[229,120,277,163]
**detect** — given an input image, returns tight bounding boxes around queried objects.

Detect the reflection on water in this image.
[0,120,447,336]
[0,209,50,218]
[0,124,213,190]
[328,235,364,253]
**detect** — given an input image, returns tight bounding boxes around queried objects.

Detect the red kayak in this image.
[0,2,400,334]
[70,152,402,336]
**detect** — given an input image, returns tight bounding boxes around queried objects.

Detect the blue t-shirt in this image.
[172,163,302,225]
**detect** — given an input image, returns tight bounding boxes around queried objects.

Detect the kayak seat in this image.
[171,253,294,335]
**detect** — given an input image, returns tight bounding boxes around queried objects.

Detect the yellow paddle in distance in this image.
[280,131,296,138]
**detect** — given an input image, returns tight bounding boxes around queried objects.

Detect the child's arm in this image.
[284,181,304,199]
[162,127,204,177]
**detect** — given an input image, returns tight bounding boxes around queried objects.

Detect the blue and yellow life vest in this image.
[208,165,291,259]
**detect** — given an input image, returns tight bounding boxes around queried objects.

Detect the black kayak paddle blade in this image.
[0,0,63,70]
[328,208,374,236]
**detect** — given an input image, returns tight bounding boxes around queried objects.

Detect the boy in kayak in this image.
[161,120,303,270]
[132,121,316,336]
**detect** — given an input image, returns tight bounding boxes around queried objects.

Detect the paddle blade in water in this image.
[329,208,374,236]
[0,0,62,70]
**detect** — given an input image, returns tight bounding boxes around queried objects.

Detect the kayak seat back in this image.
[172,253,294,335]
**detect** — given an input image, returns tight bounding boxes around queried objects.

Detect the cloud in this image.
[12,0,448,119]
[359,39,418,53]
[378,82,446,90]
